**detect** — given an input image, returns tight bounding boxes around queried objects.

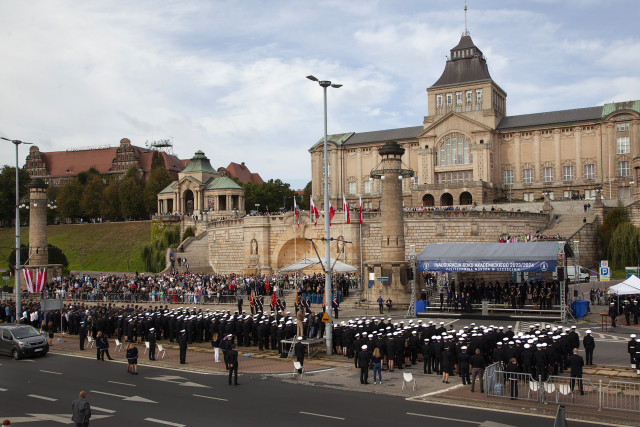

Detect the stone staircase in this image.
[539,212,597,240]
[173,232,212,273]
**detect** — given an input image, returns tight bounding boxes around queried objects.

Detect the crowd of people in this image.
[498,232,563,243]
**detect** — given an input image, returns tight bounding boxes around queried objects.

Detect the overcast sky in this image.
[1,0,639,189]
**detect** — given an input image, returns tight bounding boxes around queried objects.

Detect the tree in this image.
[143,162,172,215]
[150,150,165,170]
[244,179,295,212]
[0,165,31,225]
[81,174,105,218]
[76,167,100,186]
[598,206,629,252]
[119,166,146,219]
[102,181,121,220]
[300,181,312,210]
[608,222,640,268]
[57,180,83,219]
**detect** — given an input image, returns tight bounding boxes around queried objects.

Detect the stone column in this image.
[533,131,541,182]
[514,132,522,184]
[554,129,562,182]
[28,178,48,267]
[379,144,406,264]
[356,148,362,193]
[575,127,582,182]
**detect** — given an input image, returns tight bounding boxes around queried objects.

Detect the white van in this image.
[553,266,591,282]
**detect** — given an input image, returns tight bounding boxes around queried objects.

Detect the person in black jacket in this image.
[458,346,470,385]
[294,336,305,374]
[609,302,618,328]
[422,338,433,374]
[469,348,485,393]
[358,345,371,384]
[568,348,584,395]
[227,344,239,385]
[506,357,520,399]
[441,346,453,383]
[79,321,87,350]
[178,329,187,364]
[147,328,156,361]
[583,330,595,365]
[628,335,638,367]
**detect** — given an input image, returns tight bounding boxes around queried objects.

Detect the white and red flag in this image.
[310,198,319,225]
[294,198,299,226]
[35,268,46,293]
[343,195,350,224]
[329,201,335,226]
[359,196,363,224]
[23,269,33,293]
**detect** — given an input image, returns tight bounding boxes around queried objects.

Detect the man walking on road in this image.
[583,330,595,365]
[71,391,91,427]
[470,349,485,393]
[178,329,187,364]
[294,336,305,374]
[228,344,239,385]
[148,327,156,361]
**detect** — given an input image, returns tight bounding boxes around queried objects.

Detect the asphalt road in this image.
[0,352,605,427]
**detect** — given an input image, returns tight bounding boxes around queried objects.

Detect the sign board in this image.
[368,272,375,281]
[599,267,610,281]
[601,260,608,268]
[557,253,564,261]
[625,267,639,279]
[321,312,331,323]
[367,281,372,289]
[377,277,389,282]
[418,260,555,273]
[41,299,63,312]
[590,269,598,276]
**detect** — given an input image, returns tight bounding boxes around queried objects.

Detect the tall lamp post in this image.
[1,137,31,324]
[307,75,342,355]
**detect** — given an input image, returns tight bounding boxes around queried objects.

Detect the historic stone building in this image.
[309,33,640,211]
[157,150,245,217]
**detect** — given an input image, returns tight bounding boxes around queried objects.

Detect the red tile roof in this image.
[225,162,264,184]
[42,147,119,176]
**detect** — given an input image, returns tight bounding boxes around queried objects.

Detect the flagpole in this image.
[359,201,363,292]
[294,206,297,290]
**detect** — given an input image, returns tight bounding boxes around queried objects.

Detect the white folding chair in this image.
[528,381,539,400]
[157,344,166,359]
[144,341,149,354]
[114,339,123,352]
[293,361,305,376]
[402,372,416,391]
[87,336,95,348]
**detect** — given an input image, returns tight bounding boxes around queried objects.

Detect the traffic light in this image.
[557,267,564,281]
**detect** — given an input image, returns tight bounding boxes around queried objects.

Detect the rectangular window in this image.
[523,192,534,202]
[617,123,629,132]
[465,90,472,111]
[617,136,630,154]
[436,94,443,114]
[584,189,596,200]
[475,89,483,110]
[548,192,554,200]
[619,187,630,199]
[455,92,462,112]
[583,164,595,180]
[446,93,452,106]
[348,181,356,194]
[503,170,514,185]
[562,165,574,181]
[522,168,533,183]
[564,190,571,198]
[618,161,630,177]
[363,179,372,194]
[543,167,554,183]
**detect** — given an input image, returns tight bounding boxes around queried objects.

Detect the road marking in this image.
[19,359,35,362]
[92,406,116,413]
[91,390,157,403]
[193,393,228,401]
[28,394,57,402]
[109,380,136,387]
[0,388,7,391]
[148,375,209,388]
[407,412,477,424]
[144,417,185,426]
[299,411,345,420]
[39,369,62,375]
[410,383,464,398]
[267,367,335,376]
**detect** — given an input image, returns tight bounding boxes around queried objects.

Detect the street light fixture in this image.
[1,136,32,323]
[307,74,342,355]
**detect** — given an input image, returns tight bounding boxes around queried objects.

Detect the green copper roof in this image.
[309,132,354,150]
[205,176,242,190]
[602,100,640,117]
[159,181,177,194]
[181,150,217,173]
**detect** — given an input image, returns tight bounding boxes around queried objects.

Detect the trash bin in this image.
[415,300,426,314]
[571,300,589,318]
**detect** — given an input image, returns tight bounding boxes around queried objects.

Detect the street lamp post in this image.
[307,75,342,355]
[1,137,31,323]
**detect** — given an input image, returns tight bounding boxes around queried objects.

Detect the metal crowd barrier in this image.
[486,367,640,412]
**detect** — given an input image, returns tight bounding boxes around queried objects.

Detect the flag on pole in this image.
[23,269,33,293]
[359,196,363,224]
[329,201,335,225]
[35,268,46,293]
[310,198,318,225]
[294,198,299,226]
[271,290,277,307]
[343,195,350,224]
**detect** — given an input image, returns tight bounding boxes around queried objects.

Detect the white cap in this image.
[361,345,367,350]
[297,336,303,341]
[631,334,637,338]
[586,330,591,334]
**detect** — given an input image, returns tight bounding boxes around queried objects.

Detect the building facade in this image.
[310,33,640,211]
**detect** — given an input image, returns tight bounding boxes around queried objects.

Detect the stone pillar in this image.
[28,178,49,267]
[379,143,406,264]
[533,131,541,182]
[554,129,562,182]
[575,127,582,182]
[514,133,522,184]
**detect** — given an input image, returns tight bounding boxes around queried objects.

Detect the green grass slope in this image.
[0,221,151,273]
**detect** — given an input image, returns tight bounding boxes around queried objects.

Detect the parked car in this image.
[0,325,49,360]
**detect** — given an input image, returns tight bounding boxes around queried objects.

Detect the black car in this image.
[0,325,49,359]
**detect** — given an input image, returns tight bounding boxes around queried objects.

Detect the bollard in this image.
[598,380,602,411]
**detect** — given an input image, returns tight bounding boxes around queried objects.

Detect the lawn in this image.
[0,221,151,275]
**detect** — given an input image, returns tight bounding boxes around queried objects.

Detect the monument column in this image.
[28,178,49,267]
[533,131,541,182]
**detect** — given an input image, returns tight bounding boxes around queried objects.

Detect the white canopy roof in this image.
[276,257,357,274]
[608,275,640,295]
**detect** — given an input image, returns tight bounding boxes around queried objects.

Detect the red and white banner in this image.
[22,268,45,293]
[359,196,363,225]
[343,195,350,224]
[310,198,318,225]
[294,198,299,226]
[329,202,335,226]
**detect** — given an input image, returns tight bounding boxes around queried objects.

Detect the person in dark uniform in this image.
[227,344,239,385]
[358,344,371,384]
[568,348,584,395]
[458,346,470,385]
[506,357,520,400]
[79,321,87,350]
[583,330,595,365]
[332,298,339,319]
[628,334,637,368]
[178,329,187,364]
[377,296,384,314]
[441,346,453,383]
[294,336,305,374]
[470,348,485,393]
[147,328,156,361]
[422,338,433,374]
[609,302,618,328]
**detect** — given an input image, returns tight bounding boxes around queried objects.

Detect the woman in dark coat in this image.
[126,343,139,375]
[441,346,453,383]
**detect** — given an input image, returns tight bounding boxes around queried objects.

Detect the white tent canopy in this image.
[276,257,357,274]
[608,275,640,295]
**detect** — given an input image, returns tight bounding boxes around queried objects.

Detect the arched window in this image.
[435,133,473,166]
